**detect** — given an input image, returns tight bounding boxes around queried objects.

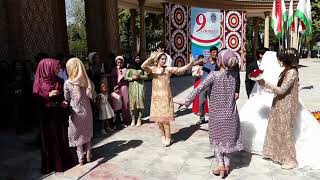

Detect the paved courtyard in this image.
[0,58,320,180]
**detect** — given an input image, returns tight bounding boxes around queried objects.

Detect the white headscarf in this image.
[88,52,97,64]
[66,58,96,100]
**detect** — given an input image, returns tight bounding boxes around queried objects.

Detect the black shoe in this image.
[196,120,205,126]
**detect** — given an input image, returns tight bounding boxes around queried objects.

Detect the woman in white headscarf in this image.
[64,58,97,165]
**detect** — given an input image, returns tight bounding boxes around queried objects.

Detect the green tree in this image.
[301,0,320,51]
[66,0,87,57]
[118,9,164,59]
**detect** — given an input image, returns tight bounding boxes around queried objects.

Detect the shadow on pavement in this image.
[231,151,253,170]
[172,124,200,144]
[77,140,143,180]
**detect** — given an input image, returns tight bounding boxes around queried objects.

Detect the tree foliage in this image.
[302,0,320,50]
[118,9,164,59]
[66,0,87,56]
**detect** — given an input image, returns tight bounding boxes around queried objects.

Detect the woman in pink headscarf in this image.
[179,49,243,178]
[33,58,73,174]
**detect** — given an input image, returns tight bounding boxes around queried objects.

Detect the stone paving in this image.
[0,58,320,180]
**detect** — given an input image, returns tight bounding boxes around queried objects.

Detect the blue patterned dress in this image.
[185,70,243,153]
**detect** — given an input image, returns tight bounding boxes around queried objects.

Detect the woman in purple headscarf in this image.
[179,49,243,178]
[33,58,73,174]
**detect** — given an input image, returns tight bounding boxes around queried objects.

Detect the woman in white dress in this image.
[240,50,320,169]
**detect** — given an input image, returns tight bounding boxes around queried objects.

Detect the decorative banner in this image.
[165,3,190,67]
[165,3,247,70]
[191,8,222,59]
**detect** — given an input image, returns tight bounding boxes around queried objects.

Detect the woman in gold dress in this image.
[257,48,299,169]
[141,52,192,146]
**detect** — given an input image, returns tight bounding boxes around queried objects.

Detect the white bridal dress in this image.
[240,51,320,169]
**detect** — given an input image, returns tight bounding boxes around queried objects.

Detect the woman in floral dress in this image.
[141,52,192,147]
[125,55,148,126]
[179,49,243,178]
[64,58,96,165]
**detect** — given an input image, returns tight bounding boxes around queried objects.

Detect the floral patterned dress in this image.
[185,70,243,153]
[262,69,299,164]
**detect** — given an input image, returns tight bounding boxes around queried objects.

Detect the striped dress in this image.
[186,70,243,153]
[64,80,93,147]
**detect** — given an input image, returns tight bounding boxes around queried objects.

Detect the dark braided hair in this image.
[277,48,299,86]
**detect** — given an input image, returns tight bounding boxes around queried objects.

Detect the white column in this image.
[264,11,270,49]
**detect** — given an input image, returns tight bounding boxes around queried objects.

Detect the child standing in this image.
[64,58,96,166]
[111,85,125,129]
[97,81,115,134]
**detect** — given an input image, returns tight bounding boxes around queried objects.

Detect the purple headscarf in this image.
[33,58,61,100]
[218,49,239,69]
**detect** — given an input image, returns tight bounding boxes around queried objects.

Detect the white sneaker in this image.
[101,129,108,135]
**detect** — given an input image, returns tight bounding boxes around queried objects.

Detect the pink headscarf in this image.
[218,49,239,69]
[33,58,61,99]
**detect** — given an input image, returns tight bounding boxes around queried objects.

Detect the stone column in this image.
[130,9,137,58]
[105,0,120,55]
[253,17,260,61]
[292,16,299,49]
[264,12,270,49]
[0,0,9,61]
[85,0,108,58]
[138,0,146,60]
[6,0,68,61]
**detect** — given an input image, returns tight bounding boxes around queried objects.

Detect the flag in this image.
[295,0,312,36]
[271,0,288,39]
[288,0,295,32]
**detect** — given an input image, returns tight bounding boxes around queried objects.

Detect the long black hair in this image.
[277,48,299,86]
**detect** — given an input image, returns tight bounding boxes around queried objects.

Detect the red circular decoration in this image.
[174,33,185,50]
[228,34,239,49]
[228,14,239,28]
[174,9,185,26]
[175,57,185,67]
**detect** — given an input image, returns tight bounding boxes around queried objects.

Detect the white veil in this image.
[240,51,320,169]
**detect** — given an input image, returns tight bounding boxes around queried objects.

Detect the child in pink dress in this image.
[111,85,125,129]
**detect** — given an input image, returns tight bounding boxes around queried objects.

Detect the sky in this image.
[65,0,73,25]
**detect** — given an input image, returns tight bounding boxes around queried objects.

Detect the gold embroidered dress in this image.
[142,60,188,123]
[262,69,299,164]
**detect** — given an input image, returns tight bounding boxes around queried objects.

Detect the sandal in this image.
[211,166,226,178]
[165,138,173,147]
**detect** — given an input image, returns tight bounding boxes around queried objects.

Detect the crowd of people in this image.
[2,44,320,178]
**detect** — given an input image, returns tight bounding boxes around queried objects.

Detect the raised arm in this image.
[185,72,216,106]
[261,69,298,95]
[141,52,157,74]
[168,54,193,76]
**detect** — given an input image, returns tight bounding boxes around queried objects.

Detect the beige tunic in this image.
[142,59,191,123]
[262,69,299,164]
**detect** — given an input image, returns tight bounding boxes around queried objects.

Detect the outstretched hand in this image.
[173,99,190,109]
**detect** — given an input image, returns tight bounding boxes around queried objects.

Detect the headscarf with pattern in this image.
[218,49,239,69]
